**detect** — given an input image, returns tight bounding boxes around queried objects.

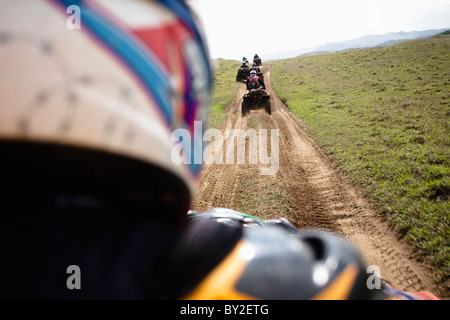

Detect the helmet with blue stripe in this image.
[0,0,212,223]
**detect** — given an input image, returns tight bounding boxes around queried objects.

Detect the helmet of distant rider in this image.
[0,0,212,223]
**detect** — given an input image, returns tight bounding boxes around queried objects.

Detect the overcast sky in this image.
[187,0,450,60]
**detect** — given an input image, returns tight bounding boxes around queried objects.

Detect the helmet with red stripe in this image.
[0,0,212,224]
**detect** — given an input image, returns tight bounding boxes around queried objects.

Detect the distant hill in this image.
[265,28,449,61]
[315,29,449,51]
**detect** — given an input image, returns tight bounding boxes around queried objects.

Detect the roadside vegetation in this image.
[270,34,450,291]
[207,59,241,129]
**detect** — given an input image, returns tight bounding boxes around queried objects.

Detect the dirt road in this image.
[191,65,438,295]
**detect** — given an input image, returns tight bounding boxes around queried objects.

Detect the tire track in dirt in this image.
[191,85,247,211]
[191,65,438,295]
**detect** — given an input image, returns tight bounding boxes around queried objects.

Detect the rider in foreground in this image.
[0,0,438,300]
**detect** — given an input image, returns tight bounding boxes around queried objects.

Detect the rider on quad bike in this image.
[246,70,266,91]
[241,62,250,69]
[251,63,261,73]
[253,54,262,66]
[243,70,270,116]
[236,62,251,82]
[251,63,264,81]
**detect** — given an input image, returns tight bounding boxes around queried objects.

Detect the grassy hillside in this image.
[207,59,242,129]
[271,35,450,291]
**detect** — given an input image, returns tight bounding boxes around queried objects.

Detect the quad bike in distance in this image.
[242,88,271,116]
[236,67,250,82]
[253,57,262,66]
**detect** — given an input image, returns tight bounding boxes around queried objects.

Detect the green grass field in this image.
[270,34,450,288]
[207,59,242,130]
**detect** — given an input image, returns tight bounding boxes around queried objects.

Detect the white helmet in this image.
[0,0,212,222]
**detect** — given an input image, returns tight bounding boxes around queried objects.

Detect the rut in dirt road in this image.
[191,65,438,295]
